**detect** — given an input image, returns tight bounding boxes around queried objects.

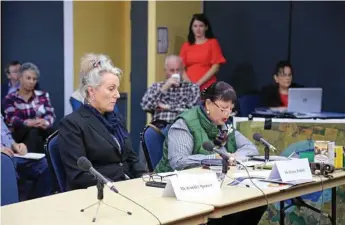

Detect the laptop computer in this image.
[288,88,322,113]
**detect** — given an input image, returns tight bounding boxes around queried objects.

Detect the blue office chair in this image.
[238,94,261,117]
[70,96,119,113]
[141,124,167,172]
[280,139,315,158]
[1,153,19,206]
[44,130,68,193]
[70,97,82,112]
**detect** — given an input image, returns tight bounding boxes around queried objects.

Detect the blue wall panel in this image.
[204,1,345,112]
[1,1,64,123]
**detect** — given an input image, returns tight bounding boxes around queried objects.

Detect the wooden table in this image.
[1,178,214,225]
[2,168,345,225]
[178,168,345,225]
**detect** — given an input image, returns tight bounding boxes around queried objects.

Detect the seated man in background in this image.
[260,60,303,109]
[2,61,21,97]
[141,55,200,127]
[1,116,52,200]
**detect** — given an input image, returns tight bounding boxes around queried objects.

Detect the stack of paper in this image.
[14,153,45,160]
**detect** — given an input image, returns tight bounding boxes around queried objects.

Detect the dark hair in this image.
[201,81,237,103]
[187,13,215,45]
[4,61,21,74]
[274,60,293,75]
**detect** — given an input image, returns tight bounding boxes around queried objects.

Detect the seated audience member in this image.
[141,55,200,126]
[70,53,118,112]
[3,63,56,153]
[2,61,21,98]
[1,116,52,200]
[58,55,146,190]
[1,61,40,99]
[155,81,265,225]
[261,61,303,108]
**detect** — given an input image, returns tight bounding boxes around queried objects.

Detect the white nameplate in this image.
[267,158,313,185]
[162,173,220,201]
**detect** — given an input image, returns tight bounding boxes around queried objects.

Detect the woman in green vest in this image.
[155,81,259,173]
[155,81,266,225]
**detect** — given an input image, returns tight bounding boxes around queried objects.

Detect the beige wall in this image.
[155,1,203,82]
[73,1,131,93]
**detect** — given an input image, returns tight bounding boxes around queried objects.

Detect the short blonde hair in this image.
[80,53,114,78]
[78,53,123,99]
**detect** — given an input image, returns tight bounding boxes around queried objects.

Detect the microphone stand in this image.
[220,158,229,188]
[80,181,132,222]
[264,146,270,164]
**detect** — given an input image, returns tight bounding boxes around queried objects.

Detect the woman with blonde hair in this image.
[59,56,146,190]
[70,53,119,111]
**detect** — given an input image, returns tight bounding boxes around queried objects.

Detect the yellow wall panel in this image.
[155,1,203,82]
[73,1,130,93]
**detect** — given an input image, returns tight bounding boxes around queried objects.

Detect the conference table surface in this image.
[2,167,345,225]
[1,178,213,225]
[181,168,345,218]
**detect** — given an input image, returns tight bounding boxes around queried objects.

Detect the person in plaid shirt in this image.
[3,62,56,153]
[141,55,200,125]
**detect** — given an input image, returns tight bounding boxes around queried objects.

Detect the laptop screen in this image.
[288,88,322,113]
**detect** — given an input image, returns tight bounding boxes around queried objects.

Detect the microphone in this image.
[253,133,277,152]
[77,157,119,193]
[202,142,230,160]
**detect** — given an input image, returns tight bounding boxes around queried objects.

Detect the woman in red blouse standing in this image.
[180,13,226,90]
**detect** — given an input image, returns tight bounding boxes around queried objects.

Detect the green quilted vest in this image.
[155,106,237,173]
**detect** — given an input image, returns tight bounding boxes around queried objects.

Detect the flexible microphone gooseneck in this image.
[253,133,277,152]
[77,157,162,225]
[77,157,119,193]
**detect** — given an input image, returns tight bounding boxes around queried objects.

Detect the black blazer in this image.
[58,105,146,190]
[260,83,303,107]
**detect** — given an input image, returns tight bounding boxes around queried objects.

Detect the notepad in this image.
[14,153,45,160]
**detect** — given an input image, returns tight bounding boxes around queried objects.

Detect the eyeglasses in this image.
[142,173,177,183]
[212,102,233,115]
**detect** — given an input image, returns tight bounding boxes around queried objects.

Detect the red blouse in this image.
[180,38,226,90]
[280,93,288,107]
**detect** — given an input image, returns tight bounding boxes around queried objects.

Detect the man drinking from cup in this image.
[141,55,200,127]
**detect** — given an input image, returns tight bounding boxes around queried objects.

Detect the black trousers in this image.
[12,127,55,153]
[208,206,267,225]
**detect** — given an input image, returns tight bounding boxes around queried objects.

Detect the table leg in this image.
[331,187,336,225]
[280,201,285,225]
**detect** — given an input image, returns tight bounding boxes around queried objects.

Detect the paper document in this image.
[232,170,271,179]
[14,153,45,160]
[240,161,275,167]
[229,177,292,190]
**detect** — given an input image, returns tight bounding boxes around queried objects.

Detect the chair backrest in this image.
[70,96,120,113]
[44,130,67,192]
[280,139,315,157]
[1,153,19,206]
[70,97,82,112]
[141,124,166,172]
[238,94,261,117]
